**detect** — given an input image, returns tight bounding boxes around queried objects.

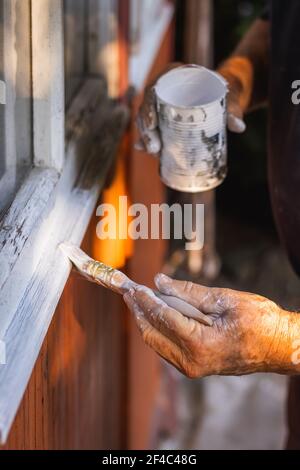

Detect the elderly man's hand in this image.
[124,274,298,378]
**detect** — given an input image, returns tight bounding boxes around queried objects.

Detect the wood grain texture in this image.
[0,168,59,338]
[0,168,59,292]
[1,225,127,450]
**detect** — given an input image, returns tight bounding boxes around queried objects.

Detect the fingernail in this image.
[228,114,246,133]
[134,141,144,151]
[146,111,158,131]
[155,273,171,287]
[146,141,160,154]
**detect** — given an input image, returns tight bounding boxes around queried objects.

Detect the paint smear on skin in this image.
[132,286,172,329]
[155,273,174,296]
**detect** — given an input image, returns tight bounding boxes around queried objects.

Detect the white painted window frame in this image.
[129,0,174,91]
[0,0,128,443]
[0,0,32,216]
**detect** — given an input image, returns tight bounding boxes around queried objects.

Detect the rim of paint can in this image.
[155,65,228,110]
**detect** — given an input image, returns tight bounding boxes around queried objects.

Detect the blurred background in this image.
[148,0,300,450]
[3,0,300,451]
[69,0,300,450]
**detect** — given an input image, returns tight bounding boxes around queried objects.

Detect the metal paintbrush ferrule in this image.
[59,243,135,294]
[60,242,213,326]
[85,260,116,288]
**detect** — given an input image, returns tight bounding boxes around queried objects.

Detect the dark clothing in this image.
[262,0,300,450]
[287,377,300,449]
[268,1,300,277]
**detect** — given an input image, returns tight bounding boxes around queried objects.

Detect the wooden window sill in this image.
[0,79,128,443]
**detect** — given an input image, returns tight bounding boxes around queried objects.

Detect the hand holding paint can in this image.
[154,65,228,193]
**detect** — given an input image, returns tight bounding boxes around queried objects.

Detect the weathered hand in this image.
[124,274,297,378]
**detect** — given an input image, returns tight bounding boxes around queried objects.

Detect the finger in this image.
[134,138,146,152]
[157,293,213,326]
[136,115,161,154]
[227,99,246,133]
[226,92,246,133]
[141,86,158,130]
[124,291,146,325]
[227,113,246,133]
[155,273,234,314]
[130,286,199,344]
[124,292,188,372]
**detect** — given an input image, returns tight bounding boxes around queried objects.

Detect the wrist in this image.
[266,309,300,374]
[217,56,254,113]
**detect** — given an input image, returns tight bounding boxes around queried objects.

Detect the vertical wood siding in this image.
[2,223,127,450]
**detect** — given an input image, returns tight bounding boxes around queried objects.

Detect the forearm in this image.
[217,19,270,113]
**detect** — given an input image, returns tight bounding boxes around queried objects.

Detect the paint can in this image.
[155,65,228,193]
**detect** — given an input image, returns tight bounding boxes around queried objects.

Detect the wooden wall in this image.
[2,223,127,450]
[1,3,174,451]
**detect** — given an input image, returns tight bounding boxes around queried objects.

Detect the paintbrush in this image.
[60,242,213,327]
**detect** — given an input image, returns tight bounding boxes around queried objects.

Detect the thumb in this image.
[154,273,223,314]
[227,113,246,133]
[227,100,246,133]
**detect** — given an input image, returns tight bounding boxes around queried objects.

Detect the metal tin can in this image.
[155,65,228,193]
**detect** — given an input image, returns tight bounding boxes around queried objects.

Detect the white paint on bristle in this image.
[59,242,93,271]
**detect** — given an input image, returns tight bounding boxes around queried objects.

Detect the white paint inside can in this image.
[155,66,227,108]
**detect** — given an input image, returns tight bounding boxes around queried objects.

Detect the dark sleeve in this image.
[261,1,270,21]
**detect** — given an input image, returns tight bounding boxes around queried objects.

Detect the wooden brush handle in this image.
[156,292,213,327]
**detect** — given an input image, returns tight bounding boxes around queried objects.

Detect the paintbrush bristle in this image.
[59,242,93,272]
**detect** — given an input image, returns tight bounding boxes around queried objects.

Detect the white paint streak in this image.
[0,81,6,105]
[31,0,65,171]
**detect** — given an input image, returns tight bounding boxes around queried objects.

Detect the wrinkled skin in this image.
[136,63,246,154]
[124,274,300,378]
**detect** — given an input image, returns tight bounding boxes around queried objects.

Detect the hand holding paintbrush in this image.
[60,242,213,327]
